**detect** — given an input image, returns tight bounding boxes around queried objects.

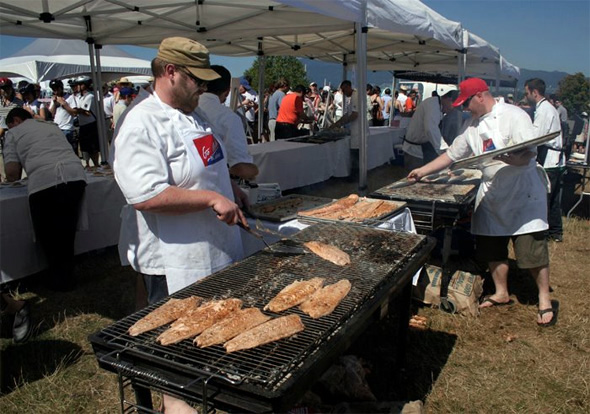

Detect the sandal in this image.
[538,300,559,328]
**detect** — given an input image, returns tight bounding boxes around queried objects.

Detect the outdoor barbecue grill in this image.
[370,180,479,313]
[89,222,434,413]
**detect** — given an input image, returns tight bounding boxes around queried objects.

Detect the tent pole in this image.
[257,40,266,143]
[94,44,109,165]
[356,3,368,193]
[87,41,108,166]
[389,72,395,126]
[342,54,348,84]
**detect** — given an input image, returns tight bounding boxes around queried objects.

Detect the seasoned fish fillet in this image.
[224,314,305,353]
[264,277,325,312]
[195,308,271,348]
[303,241,351,266]
[128,296,202,336]
[157,298,242,346]
[300,279,352,319]
[337,199,384,221]
[299,194,359,217]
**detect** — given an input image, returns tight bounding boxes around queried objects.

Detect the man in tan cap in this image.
[112,38,249,409]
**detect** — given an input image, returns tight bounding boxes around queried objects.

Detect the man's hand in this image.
[231,180,250,210]
[211,194,247,227]
[494,149,535,166]
[407,167,427,181]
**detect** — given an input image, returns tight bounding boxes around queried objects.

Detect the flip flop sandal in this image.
[479,295,514,307]
[538,300,559,328]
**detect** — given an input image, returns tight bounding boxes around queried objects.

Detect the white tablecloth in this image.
[0,174,126,283]
[248,137,351,191]
[366,127,406,170]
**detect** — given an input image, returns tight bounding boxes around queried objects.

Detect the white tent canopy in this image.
[0,38,152,83]
[0,0,519,188]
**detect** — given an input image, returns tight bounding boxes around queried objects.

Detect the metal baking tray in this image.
[248,194,333,222]
[450,131,560,170]
[297,196,407,225]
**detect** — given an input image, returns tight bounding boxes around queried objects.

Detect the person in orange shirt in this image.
[405,90,417,115]
[275,84,315,139]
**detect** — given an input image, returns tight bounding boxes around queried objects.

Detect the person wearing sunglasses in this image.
[408,77,557,328]
[112,36,250,414]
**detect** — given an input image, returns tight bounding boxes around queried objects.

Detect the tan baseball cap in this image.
[157,37,220,81]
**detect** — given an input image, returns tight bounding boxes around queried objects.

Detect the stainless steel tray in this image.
[298,197,407,224]
[249,194,333,222]
[450,131,560,169]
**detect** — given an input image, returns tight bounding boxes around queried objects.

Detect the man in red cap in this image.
[408,77,557,327]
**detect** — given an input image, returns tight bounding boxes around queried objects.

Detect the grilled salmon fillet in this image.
[224,314,305,353]
[300,279,352,319]
[157,298,242,346]
[337,199,384,221]
[299,194,359,217]
[264,277,325,312]
[128,296,203,336]
[194,308,271,348]
[303,241,351,266]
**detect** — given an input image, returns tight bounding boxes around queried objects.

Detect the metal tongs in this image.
[236,219,306,255]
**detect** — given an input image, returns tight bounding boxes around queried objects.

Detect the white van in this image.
[398,81,457,104]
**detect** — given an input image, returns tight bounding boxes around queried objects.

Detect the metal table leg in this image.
[567,165,589,218]
[439,226,456,313]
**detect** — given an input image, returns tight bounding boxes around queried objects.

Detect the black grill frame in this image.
[90,223,434,412]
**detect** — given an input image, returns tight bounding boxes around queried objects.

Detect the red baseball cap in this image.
[453,77,489,107]
[0,77,13,88]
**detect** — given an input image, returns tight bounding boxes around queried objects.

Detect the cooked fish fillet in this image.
[195,308,271,348]
[371,201,402,218]
[303,241,351,266]
[264,277,325,312]
[224,314,305,353]
[337,199,384,221]
[300,279,352,319]
[299,194,359,217]
[157,298,242,346]
[128,296,203,336]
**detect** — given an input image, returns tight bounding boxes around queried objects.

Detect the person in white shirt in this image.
[49,79,77,154]
[525,78,565,242]
[408,77,557,328]
[3,108,87,291]
[20,84,47,121]
[397,85,408,109]
[198,65,258,181]
[112,36,249,414]
[402,91,457,169]
[238,77,259,141]
[71,76,100,168]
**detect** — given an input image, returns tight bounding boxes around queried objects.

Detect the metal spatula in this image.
[254,220,308,255]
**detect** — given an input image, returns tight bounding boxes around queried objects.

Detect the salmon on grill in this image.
[303,241,351,266]
[299,194,359,217]
[157,298,243,346]
[224,314,305,353]
[195,308,271,348]
[337,199,384,221]
[264,277,325,312]
[128,296,203,336]
[300,279,352,319]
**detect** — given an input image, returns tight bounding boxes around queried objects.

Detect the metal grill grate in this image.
[92,224,425,391]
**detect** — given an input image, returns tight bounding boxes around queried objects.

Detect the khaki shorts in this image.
[476,232,549,269]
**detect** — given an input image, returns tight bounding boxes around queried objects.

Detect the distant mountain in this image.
[301,58,572,93]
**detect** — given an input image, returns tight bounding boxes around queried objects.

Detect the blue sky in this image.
[1,0,588,77]
[422,0,590,76]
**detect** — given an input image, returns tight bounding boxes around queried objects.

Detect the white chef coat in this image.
[402,96,448,159]
[198,92,254,168]
[447,98,548,236]
[113,91,243,294]
[242,90,258,123]
[534,98,564,169]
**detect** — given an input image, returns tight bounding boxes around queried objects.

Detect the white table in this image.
[0,173,126,283]
[366,126,406,170]
[248,137,351,191]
